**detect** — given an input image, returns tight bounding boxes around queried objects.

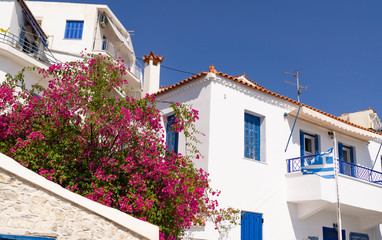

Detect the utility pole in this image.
[284,68,307,102]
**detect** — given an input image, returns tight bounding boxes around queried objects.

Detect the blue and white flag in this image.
[302,148,334,179]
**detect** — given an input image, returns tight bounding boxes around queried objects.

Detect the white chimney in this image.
[142,51,164,96]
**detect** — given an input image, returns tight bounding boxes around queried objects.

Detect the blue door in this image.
[241,212,262,240]
[323,227,346,240]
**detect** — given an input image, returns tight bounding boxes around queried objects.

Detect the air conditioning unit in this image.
[99,14,106,28]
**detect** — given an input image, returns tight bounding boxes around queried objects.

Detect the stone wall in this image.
[0,168,146,240]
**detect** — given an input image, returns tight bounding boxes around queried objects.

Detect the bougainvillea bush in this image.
[0,54,239,239]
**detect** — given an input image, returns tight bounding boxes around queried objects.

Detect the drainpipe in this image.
[92,11,100,51]
[142,51,164,96]
[333,131,343,240]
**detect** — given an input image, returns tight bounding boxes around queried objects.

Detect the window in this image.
[322,227,346,240]
[64,20,84,39]
[102,35,108,50]
[244,113,260,160]
[349,232,369,240]
[338,143,355,176]
[241,212,262,240]
[300,131,319,156]
[166,115,178,153]
[338,143,354,163]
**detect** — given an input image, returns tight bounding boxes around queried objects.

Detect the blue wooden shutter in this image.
[323,227,346,240]
[300,131,305,156]
[166,115,178,153]
[350,146,354,163]
[65,21,84,39]
[338,143,344,174]
[241,212,262,240]
[350,146,355,176]
[314,134,319,154]
[338,143,344,160]
[244,113,260,160]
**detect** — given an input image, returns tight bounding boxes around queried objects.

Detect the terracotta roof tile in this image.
[143,52,164,66]
[155,69,381,136]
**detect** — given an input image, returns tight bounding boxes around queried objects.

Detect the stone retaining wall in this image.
[0,169,145,240]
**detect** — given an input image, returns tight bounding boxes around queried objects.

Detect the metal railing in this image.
[0,31,57,66]
[287,155,382,185]
[126,62,143,81]
[94,38,143,81]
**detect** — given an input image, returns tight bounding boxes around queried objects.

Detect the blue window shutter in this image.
[166,115,178,153]
[65,21,84,39]
[350,146,354,163]
[338,143,344,160]
[338,143,344,174]
[314,134,319,154]
[350,146,355,177]
[322,227,346,240]
[244,113,260,160]
[241,212,262,240]
[300,131,305,156]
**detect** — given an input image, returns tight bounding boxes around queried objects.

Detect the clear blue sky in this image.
[32,0,382,117]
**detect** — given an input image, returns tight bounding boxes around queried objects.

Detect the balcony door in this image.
[323,227,346,240]
[338,143,355,176]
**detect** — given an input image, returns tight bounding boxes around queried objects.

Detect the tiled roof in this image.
[155,66,381,136]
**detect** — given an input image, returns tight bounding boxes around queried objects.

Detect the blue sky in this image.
[31,0,382,117]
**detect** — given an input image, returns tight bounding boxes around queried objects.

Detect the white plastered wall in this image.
[157,73,382,240]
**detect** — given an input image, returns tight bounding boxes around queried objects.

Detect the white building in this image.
[0,0,142,98]
[150,60,382,240]
[0,0,55,89]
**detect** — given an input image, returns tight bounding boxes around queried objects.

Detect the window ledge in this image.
[243,157,267,165]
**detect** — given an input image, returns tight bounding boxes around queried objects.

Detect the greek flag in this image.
[302,148,334,179]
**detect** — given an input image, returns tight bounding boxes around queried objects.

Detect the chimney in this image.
[142,51,164,95]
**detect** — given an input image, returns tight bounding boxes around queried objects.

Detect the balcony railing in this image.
[94,38,143,81]
[0,31,57,66]
[287,154,382,185]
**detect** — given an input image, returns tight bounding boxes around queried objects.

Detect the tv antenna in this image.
[283,68,307,102]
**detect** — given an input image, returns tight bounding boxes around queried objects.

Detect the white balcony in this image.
[93,38,143,95]
[286,158,382,230]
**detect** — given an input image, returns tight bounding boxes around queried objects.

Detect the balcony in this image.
[287,154,382,185]
[286,154,382,230]
[93,38,143,82]
[0,31,57,66]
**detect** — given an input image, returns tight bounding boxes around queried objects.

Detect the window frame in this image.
[165,114,179,154]
[244,112,261,161]
[64,20,84,40]
[102,35,108,50]
[338,142,355,176]
[300,131,319,157]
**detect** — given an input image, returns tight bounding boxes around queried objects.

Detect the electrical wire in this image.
[136,57,196,76]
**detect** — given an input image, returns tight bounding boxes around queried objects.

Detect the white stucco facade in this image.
[0,0,142,98]
[157,71,382,240]
[26,0,142,97]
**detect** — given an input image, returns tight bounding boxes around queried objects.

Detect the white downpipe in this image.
[333,131,343,240]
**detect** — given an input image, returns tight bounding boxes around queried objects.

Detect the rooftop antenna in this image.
[283,68,307,102]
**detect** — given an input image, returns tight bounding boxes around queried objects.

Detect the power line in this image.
[136,57,196,76]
